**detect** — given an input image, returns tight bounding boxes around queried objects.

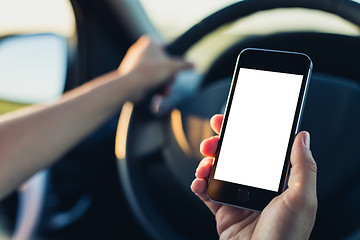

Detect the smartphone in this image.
[207,48,312,211]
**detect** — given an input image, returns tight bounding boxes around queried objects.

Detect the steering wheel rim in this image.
[116,1,360,239]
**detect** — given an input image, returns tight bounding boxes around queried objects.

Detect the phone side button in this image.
[236,189,250,204]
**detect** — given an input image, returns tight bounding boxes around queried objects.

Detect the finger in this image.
[210,114,224,134]
[200,136,219,157]
[195,157,213,179]
[168,58,194,72]
[191,178,222,215]
[287,131,317,208]
[191,156,222,214]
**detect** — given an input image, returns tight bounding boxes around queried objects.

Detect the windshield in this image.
[139,0,360,73]
[139,0,239,41]
[139,0,360,42]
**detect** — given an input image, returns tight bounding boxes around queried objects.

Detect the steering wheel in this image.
[116,0,360,239]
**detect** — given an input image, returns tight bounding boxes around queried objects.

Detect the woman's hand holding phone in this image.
[191,114,318,240]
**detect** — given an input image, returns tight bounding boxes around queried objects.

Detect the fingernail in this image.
[303,131,310,149]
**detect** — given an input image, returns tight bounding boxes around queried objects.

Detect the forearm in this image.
[0,34,192,199]
[0,70,138,199]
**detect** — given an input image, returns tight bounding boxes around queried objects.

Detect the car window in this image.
[0,0,76,114]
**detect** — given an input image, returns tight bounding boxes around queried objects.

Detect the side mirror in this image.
[0,34,68,106]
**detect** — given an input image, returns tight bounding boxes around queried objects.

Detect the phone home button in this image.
[236,188,250,204]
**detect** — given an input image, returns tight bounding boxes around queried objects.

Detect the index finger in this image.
[210,114,224,134]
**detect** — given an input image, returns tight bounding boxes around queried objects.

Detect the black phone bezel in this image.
[207,48,312,211]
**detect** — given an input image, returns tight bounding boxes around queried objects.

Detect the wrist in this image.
[116,69,150,102]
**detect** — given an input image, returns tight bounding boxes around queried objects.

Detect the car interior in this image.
[0,0,360,239]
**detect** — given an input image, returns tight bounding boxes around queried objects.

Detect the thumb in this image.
[287,131,317,209]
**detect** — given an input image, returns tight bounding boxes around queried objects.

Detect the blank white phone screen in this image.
[214,68,303,191]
